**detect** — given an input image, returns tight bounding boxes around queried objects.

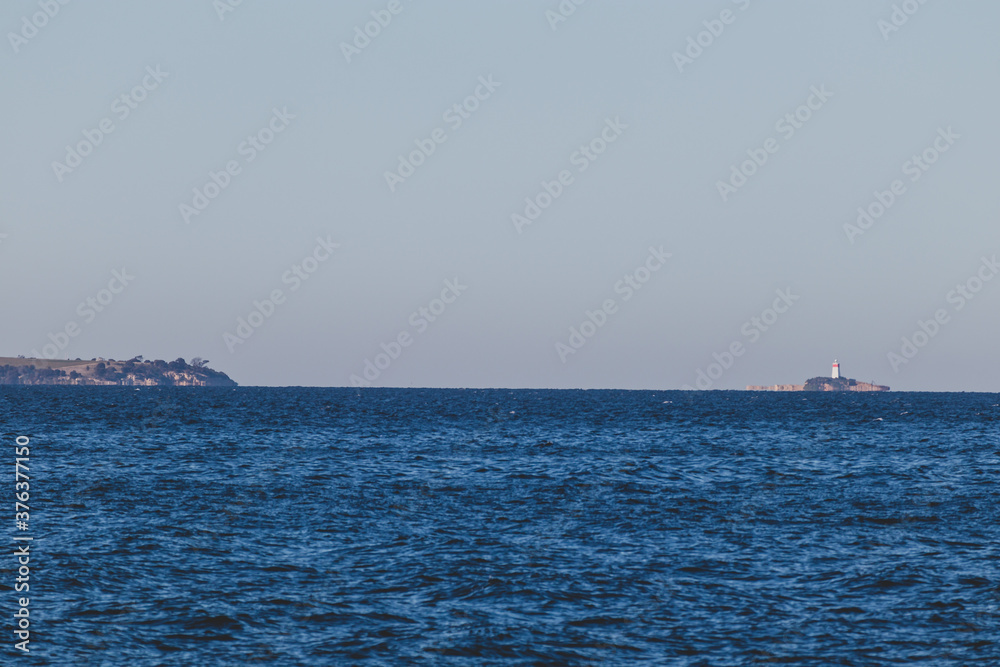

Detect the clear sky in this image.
[2,0,998,390]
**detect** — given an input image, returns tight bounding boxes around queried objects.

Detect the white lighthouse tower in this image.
[832,359,840,379]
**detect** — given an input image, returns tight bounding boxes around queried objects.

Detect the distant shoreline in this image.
[747,376,890,392]
[0,357,237,387]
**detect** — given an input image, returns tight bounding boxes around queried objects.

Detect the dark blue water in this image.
[2,388,999,665]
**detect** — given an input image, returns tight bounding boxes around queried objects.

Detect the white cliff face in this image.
[163,371,213,386]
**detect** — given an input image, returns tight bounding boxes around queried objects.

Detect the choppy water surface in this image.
[2,388,999,665]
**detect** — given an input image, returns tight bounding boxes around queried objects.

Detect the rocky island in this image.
[747,360,889,392]
[0,356,237,386]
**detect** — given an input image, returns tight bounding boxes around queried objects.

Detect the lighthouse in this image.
[832,359,840,379]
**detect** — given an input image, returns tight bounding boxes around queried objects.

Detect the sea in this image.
[2,387,998,665]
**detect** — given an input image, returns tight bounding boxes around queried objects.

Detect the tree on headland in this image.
[0,365,67,384]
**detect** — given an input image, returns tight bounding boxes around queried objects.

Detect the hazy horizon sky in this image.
[2,1,998,390]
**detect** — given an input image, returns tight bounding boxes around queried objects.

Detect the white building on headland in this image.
[832,359,840,379]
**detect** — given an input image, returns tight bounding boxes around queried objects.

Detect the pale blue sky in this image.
[2,1,998,390]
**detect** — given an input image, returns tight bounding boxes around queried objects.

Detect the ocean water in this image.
[2,387,999,665]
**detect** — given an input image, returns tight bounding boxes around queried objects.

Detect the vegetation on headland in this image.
[804,376,856,391]
[803,376,889,392]
[0,356,237,386]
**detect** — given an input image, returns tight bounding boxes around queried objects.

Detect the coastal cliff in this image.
[0,356,237,387]
[746,384,806,392]
[747,376,889,392]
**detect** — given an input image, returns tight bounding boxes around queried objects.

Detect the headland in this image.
[746,360,889,392]
[747,377,889,392]
[0,356,237,386]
